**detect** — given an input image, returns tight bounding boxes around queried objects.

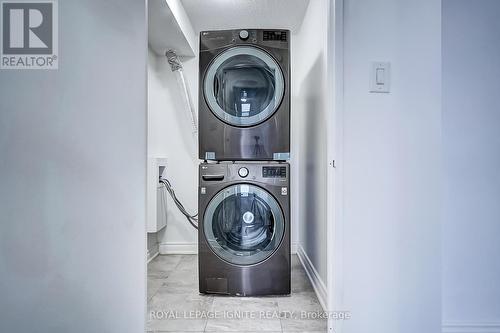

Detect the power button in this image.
[238,167,249,178]
[239,30,249,40]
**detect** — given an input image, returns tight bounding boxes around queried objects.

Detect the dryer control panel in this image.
[200,29,290,51]
[263,30,287,42]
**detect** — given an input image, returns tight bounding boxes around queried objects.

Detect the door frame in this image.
[326,0,345,332]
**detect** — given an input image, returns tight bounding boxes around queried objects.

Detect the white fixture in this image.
[147,157,168,233]
[370,61,391,93]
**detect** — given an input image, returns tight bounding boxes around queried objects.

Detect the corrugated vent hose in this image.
[165,50,198,137]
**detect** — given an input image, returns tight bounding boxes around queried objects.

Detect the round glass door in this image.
[204,46,285,127]
[204,184,285,265]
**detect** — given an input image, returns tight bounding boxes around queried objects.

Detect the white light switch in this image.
[376,68,385,84]
[370,62,390,93]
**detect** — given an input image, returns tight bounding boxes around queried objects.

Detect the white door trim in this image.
[327,0,345,332]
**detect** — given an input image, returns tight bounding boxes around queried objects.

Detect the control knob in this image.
[239,30,249,40]
[238,167,249,178]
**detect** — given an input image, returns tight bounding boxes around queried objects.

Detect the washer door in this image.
[204,46,285,127]
[204,184,285,266]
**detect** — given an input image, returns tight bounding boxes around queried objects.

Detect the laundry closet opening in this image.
[146,0,332,331]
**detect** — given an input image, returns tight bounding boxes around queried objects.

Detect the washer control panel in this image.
[262,166,287,178]
[201,163,289,185]
[238,167,249,178]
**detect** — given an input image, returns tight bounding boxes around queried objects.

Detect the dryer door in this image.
[204,184,285,265]
[204,46,285,127]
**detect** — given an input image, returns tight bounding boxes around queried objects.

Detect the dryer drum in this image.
[213,57,277,120]
[204,46,284,127]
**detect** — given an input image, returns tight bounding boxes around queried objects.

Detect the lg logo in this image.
[1,1,58,69]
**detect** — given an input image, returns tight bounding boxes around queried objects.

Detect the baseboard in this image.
[158,241,299,255]
[296,244,328,311]
[159,242,197,254]
[442,322,500,333]
[147,250,159,263]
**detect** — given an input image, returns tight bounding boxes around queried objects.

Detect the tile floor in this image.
[147,254,327,333]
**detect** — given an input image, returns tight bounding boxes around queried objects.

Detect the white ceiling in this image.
[180,0,310,34]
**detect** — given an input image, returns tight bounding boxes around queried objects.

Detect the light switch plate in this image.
[370,61,391,93]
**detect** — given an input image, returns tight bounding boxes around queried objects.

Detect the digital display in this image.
[263,31,287,42]
[263,166,287,178]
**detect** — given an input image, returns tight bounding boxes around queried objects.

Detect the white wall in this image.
[340,0,441,332]
[442,0,500,327]
[0,0,147,332]
[291,0,329,287]
[147,49,199,252]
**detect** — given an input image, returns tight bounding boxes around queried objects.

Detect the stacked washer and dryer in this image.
[198,29,291,296]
